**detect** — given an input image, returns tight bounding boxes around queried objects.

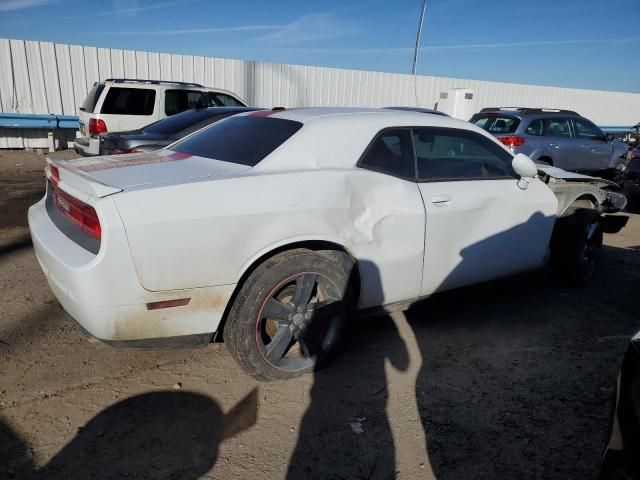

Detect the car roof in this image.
[178,106,260,116]
[266,107,462,126]
[100,79,245,101]
[475,108,581,119]
[142,106,261,130]
[247,107,506,172]
[382,106,449,116]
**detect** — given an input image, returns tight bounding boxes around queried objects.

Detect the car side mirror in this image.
[604,133,614,142]
[512,153,538,190]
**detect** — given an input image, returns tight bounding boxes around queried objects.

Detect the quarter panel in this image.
[113,169,426,308]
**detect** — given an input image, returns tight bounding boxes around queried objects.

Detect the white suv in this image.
[74,78,247,156]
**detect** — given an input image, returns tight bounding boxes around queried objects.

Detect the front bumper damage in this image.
[539,167,629,234]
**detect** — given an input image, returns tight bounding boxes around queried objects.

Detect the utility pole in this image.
[411,0,427,76]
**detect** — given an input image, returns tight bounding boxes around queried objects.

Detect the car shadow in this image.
[0,389,258,479]
[288,213,640,479]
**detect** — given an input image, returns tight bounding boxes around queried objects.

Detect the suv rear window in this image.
[172,115,302,166]
[81,83,105,113]
[471,115,520,134]
[100,87,156,116]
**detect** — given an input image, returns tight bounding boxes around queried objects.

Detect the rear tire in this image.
[550,208,603,285]
[224,249,354,381]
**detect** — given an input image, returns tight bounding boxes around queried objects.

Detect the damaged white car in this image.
[28,108,627,381]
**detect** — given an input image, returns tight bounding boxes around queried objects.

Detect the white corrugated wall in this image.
[1,37,639,149]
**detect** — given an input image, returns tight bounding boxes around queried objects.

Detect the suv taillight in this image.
[52,185,101,240]
[88,118,107,136]
[498,136,525,148]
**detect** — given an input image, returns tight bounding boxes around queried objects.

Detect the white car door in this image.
[413,127,558,295]
[354,128,427,308]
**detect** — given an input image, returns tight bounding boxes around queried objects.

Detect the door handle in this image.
[431,194,452,206]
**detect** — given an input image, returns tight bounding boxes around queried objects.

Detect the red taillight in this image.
[88,118,107,135]
[114,148,143,154]
[498,136,526,148]
[49,165,60,186]
[52,185,101,240]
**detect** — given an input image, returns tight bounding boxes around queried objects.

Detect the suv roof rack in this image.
[479,107,579,115]
[104,78,205,88]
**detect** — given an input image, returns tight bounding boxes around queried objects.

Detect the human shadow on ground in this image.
[410,206,639,479]
[0,389,258,479]
[287,261,410,480]
[288,211,639,479]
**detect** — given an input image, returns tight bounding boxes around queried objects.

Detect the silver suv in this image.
[470,108,629,177]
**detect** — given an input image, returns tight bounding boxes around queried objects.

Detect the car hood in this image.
[538,165,618,188]
[61,149,250,192]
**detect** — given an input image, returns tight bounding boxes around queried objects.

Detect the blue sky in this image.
[1,0,639,93]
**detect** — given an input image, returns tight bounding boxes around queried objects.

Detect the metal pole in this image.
[411,0,427,76]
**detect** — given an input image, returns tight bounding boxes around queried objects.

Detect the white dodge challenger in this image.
[28,108,627,380]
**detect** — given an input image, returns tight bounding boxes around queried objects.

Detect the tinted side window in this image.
[100,87,155,115]
[165,90,205,116]
[525,119,544,136]
[172,116,302,166]
[414,127,516,181]
[574,118,603,140]
[543,118,571,138]
[210,93,244,107]
[358,129,415,180]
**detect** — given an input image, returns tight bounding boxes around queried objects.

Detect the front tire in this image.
[224,249,354,381]
[551,209,603,285]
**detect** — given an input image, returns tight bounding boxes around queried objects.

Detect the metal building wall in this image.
[1,37,639,149]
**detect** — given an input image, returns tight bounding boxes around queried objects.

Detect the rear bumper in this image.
[74,136,100,156]
[28,195,235,345]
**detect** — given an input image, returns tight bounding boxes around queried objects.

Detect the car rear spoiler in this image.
[46,157,122,198]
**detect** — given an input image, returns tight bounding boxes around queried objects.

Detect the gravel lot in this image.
[1,149,639,479]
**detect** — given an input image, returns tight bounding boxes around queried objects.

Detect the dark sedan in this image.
[600,331,640,479]
[99,106,262,155]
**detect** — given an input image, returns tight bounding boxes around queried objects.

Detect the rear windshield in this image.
[471,115,520,134]
[100,87,156,116]
[172,115,302,166]
[80,83,105,113]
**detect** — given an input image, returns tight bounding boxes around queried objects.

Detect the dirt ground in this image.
[1,149,639,479]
